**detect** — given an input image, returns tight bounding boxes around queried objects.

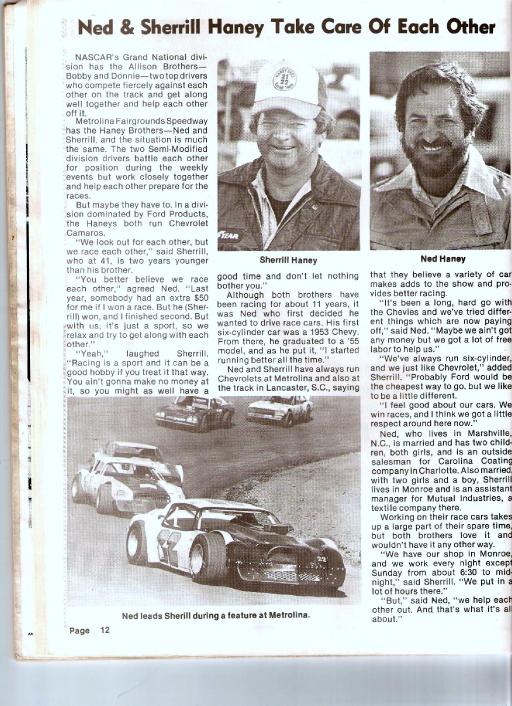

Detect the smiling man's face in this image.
[256,109,323,177]
[402,83,470,181]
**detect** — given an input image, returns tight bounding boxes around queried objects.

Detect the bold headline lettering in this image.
[77,17,496,37]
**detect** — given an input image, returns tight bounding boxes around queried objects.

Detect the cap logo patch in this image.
[272,67,297,91]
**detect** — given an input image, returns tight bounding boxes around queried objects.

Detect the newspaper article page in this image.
[15,0,511,657]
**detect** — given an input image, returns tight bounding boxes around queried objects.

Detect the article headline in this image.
[77,17,496,38]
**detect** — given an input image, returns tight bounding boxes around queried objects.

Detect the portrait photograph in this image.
[370,52,510,250]
[217,56,361,252]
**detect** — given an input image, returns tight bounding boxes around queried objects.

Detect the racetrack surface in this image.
[67,396,360,607]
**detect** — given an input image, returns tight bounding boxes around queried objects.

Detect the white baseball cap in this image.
[251,61,327,120]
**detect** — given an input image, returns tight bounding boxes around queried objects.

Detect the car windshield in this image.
[158,466,182,485]
[230,511,279,527]
[197,508,278,529]
[108,462,165,482]
[269,396,294,405]
[175,396,208,408]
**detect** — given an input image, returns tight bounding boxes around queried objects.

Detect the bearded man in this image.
[371,62,510,250]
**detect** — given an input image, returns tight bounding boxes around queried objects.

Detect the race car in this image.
[155,396,235,432]
[246,396,312,427]
[126,498,345,591]
[71,453,185,515]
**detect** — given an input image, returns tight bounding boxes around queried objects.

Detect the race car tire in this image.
[322,548,346,589]
[156,420,166,427]
[96,485,113,515]
[198,415,209,433]
[304,407,312,422]
[221,411,233,429]
[126,522,148,566]
[281,413,294,428]
[71,474,86,504]
[189,534,227,584]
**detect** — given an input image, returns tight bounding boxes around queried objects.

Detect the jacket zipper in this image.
[247,187,263,234]
[278,195,312,233]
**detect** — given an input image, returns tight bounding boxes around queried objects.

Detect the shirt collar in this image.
[251,169,312,249]
[375,146,501,201]
[252,169,312,208]
[463,145,502,199]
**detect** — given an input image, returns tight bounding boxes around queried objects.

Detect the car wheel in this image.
[126,522,148,566]
[221,412,233,429]
[322,548,346,589]
[198,415,209,433]
[71,474,86,504]
[304,407,312,422]
[96,485,113,515]
[189,534,227,584]
[282,412,294,428]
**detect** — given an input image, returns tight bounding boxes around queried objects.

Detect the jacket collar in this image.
[375,146,502,201]
[219,156,358,206]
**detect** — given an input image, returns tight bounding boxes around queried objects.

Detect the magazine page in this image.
[12,0,511,657]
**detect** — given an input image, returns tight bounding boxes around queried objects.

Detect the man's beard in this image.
[401,134,471,180]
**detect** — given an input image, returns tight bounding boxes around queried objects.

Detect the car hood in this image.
[226,523,309,548]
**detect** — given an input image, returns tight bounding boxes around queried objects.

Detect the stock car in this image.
[246,396,312,427]
[126,499,346,591]
[155,396,235,432]
[71,453,185,515]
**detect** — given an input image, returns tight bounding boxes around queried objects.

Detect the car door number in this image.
[157,529,181,566]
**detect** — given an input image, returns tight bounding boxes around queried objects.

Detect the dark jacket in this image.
[218,157,360,251]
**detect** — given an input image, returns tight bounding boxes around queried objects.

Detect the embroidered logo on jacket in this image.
[218,230,242,242]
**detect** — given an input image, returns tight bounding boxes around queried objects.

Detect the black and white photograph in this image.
[217,57,360,251]
[370,52,510,250]
[6,0,512,685]
[67,396,361,607]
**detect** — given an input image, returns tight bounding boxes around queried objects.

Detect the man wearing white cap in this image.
[218,61,360,251]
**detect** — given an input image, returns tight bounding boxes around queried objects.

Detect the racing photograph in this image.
[67,396,361,607]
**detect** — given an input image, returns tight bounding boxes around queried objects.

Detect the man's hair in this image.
[395,62,487,136]
[249,108,334,137]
